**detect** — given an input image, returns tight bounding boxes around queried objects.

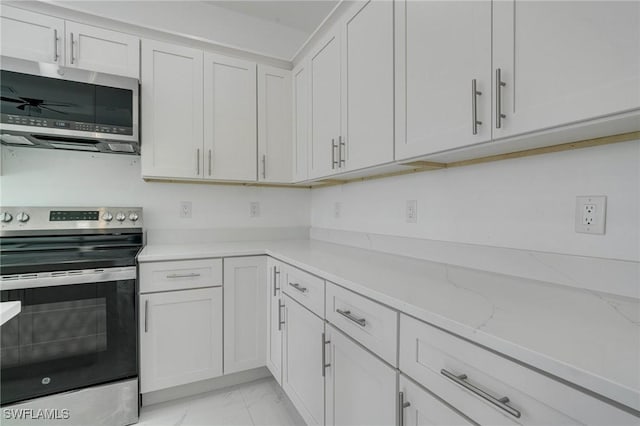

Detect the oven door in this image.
[0,267,137,406]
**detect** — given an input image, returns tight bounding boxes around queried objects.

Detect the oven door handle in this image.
[0,266,137,290]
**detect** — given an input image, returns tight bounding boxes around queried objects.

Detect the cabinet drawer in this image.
[282,265,324,318]
[139,259,222,293]
[400,314,636,425]
[326,282,398,366]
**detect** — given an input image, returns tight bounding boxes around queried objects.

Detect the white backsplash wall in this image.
[0,146,311,236]
[311,140,640,262]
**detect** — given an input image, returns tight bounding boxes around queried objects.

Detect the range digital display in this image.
[49,211,99,221]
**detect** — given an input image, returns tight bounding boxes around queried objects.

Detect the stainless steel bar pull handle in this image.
[398,391,411,426]
[289,282,308,293]
[441,369,521,418]
[144,300,149,333]
[70,32,75,64]
[471,79,482,135]
[166,273,201,279]
[196,149,200,175]
[53,29,59,62]
[339,136,345,167]
[321,332,331,377]
[273,266,280,296]
[278,299,285,331]
[331,138,338,170]
[336,309,366,327]
[495,68,507,129]
[262,154,266,179]
[208,149,212,176]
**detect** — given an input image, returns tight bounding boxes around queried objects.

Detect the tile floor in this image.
[138,378,305,426]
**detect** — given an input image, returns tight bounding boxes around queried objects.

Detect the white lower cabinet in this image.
[399,375,473,426]
[139,287,223,393]
[325,324,396,426]
[282,294,325,426]
[223,256,267,374]
[266,258,284,384]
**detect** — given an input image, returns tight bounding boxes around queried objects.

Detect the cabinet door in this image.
[492,1,640,140]
[325,325,396,426]
[310,29,341,179]
[396,1,492,161]
[140,287,223,393]
[399,375,474,426]
[65,21,139,78]
[0,6,64,65]
[266,259,284,384]
[342,0,394,170]
[223,256,267,374]
[204,54,257,181]
[258,65,293,183]
[140,40,203,179]
[292,59,310,182]
[282,295,325,426]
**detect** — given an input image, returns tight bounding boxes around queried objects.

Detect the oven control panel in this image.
[0,207,143,233]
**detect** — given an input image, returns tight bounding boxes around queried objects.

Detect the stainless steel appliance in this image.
[0,56,139,154]
[0,207,143,426]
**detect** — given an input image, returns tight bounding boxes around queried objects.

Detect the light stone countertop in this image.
[138,239,640,412]
[0,301,21,326]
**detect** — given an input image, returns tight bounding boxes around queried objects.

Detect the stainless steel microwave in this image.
[0,56,139,154]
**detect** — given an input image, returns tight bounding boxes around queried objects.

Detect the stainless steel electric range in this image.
[0,207,143,426]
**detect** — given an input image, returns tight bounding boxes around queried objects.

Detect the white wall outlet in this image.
[250,201,260,218]
[334,202,342,219]
[575,196,606,234]
[180,201,192,218]
[406,200,418,223]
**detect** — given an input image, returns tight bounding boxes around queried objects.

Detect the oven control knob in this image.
[0,212,12,223]
[115,212,126,222]
[102,212,113,222]
[128,212,139,222]
[16,212,30,223]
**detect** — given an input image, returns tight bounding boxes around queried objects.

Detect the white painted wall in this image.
[0,146,311,234]
[311,141,640,262]
[47,0,308,60]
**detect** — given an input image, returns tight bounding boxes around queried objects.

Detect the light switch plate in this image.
[575,195,606,234]
[180,201,192,218]
[250,202,260,218]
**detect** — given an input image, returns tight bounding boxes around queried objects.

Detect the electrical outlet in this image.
[180,201,192,218]
[406,200,417,223]
[334,202,342,219]
[575,196,606,234]
[250,202,260,218]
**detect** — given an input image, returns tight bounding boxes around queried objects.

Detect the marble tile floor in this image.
[138,378,305,426]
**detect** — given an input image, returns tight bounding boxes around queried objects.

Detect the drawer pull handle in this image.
[441,369,521,418]
[398,391,411,426]
[321,332,331,377]
[336,309,366,327]
[166,273,201,279]
[144,300,149,333]
[273,266,280,296]
[278,299,285,331]
[289,282,308,293]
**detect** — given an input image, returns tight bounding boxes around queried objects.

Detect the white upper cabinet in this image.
[492,1,640,140]
[0,6,139,78]
[204,53,257,182]
[65,21,139,78]
[0,6,64,64]
[292,59,310,183]
[310,29,342,179]
[395,1,492,161]
[341,0,394,171]
[223,257,267,375]
[258,65,293,183]
[141,40,203,179]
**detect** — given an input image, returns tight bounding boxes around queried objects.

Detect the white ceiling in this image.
[203,1,339,34]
